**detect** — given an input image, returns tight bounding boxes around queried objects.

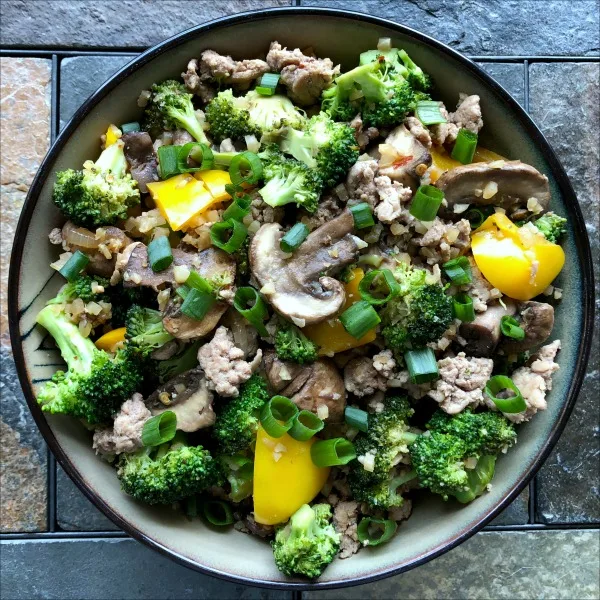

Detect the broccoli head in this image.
[107,284,158,328]
[532,212,568,244]
[48,274,111,305]
[125,305,173,358]
[272,504,340,579]
[53,142,140,228]
[219,454,254,503]
[275,320,318,364]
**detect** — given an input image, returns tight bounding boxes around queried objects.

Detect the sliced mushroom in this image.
[162,300,227,340]
[220,308,259,359]
[250,210,360,325]
[436,160,550,214]
[122,132,159,193]
[146,368,215,432]
[460,299,517,357]
[263,351,347,422]
[500,301,554,354]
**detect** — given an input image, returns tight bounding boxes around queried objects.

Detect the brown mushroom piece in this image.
[499,301,555,354]
[460,299,517,357]
[146,368,215,432]
[436,160,550,215]
[122,132,159,193]
[250,210,361,325]
[263,351,347,422]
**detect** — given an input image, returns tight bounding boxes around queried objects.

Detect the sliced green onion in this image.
[339,300,381,339]
[405,347,439,384]
[147,236,173,272]
[465,206,494,229]
[229,151,263,186]
[442,256,473,285]
[416,100,447,125]
[202,499,234,527]
[358,269,401,306]
[484,375,526,413]
[260,396,299,438]
[344,406,369,433]
[451,128,478,164]
[288,410,324,441]
[222,195,252,222]
[453,293,475,322]
[280,223,310,253]
[233,287,269,336]
[59,250,90,282]
[357,518,398,546]
[256,73,281,96]
[350,202,375,229]
[180,287,215,321]
[500,316,526,341]
[177,142,214,173]
[409,185,444,221]
[141,411,177,447]
[157,145,180,179]
[120,121,140,133]
[357,254,383,268]
[176,284,190,300]
[311,438,357,467]
[210,219,248,253]
[186,270,213,294]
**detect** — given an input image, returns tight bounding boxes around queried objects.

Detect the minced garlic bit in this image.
[85,301,102,316]
[91,281,105,294]
[488,160,506,169]
[98,243,112,259]
[453,203,471,214]
[260,282,276,295]
[278,365,292,381]
[482,181,498,200]
[317,405,329,420]
[274,443,288,454]
[351,235,368,249]
[130,273,142,285]
[357,450,376,472]
[173,265,190,284]
[527,197,544,215]
[50,251,73,272]
[291,316,306,328]
[248,220,261,235]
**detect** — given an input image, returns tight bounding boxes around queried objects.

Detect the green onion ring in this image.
[288,410,324,441]
[356,518,398,546]
[310,438,357,467]
[202,499,234,527]
[233,287,269,336]
[229,151,263,186]
[344,406,369,432]
[59,250,90,282]
[260,396,299,438]
[358,269,401,305]
[210,219,248,253]
[500,316,526,341]
[484,375,527,413]
[141,411,177,447]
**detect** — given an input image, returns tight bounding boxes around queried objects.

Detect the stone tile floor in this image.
[1,1,598,598]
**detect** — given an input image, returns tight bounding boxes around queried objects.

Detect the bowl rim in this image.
[8,5,595,591]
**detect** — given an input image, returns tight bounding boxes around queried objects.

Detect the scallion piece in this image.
[176,285,190,300]
[202,499,234,527]
[59,250,90,282]
[416,100,447,125]
[141,411,177,447]
[311,438,357,468]
[186,270,213,294]
[222,195,252,222]
[344,406,369,433]
[177,142,214,173]
[358,269,401,306]
[233,287,269,336]
[147,236,173,272]
[356,518,398,546]
[409,185,444,221]
[288,410,324,441]
[405,347,439,384]
[484,375,526,413]
[260,396,299,438]
[453,293,475,322]
[180,287,215,321]
[280,223,310,253]
[465,206,494,229]
[451,128,478,164]
[256,73,281,96]
[229,151,263,186]
[442,256,473,285]
[210,219,248,253]
[157,145,180,179]
[120,121,140,133]
[500,316,526,341]
[350,202,375,229]
[339,300,381,339]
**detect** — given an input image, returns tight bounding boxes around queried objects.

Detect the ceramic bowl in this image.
[8,7,594,590]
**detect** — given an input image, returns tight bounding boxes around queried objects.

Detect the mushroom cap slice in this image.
[500,301,554,354]
[162,300,227,340]
[459,299,516,357]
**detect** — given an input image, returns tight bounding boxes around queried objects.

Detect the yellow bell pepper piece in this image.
[105,124,122,147]
[95,327,127,352]
[195,170,232,203]
[253,426,330,525]
[429,146,507,183]
[147,174,217,231]
[473,147,506,163]
[304,268,377,355]
[471,213,565,301]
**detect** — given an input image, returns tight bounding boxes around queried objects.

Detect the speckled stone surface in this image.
[529,62,600,524]
[479,62,525,107]
[300,0,600,56]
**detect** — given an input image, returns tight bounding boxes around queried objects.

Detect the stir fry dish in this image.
[38,39,567,579]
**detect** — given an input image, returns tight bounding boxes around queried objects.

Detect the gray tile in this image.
[0,538,292,600]
[0,0,292,48]
[300,0,600,56]
[489,487,529,526]
[528,62,600,524]
[56,466,120,532]
[304,530,600,600]
[478,62,525,107]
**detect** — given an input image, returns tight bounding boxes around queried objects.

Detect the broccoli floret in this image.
[125,305,173,358]
[213,374,270,454]
[348,396,418,508]
[280,113,360,188]
[117,434,221,505]
[532,212,568,244]
[53,142,140,228]
[219,454,254,503]
[157,340,201,383]
[274,320,318,364]
[48,275,111,305]
[35,302,144,425]
[143,80,209,144]
[272,504,340,579]
[107,284,158,328]
[398,49,432,92]
[380,263,453,354]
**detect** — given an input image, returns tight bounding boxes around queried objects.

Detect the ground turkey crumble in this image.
[431,94,483,146]
[332,500,361,559]
[344,357,387,397]
[462,257,502,312]
[374,176,414,224]
[416,217,471,264]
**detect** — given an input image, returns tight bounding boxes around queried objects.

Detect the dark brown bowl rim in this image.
[8,6,595,591]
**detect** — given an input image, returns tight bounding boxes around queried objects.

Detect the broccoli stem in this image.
[168,105,209,145]
[94,142,127,177]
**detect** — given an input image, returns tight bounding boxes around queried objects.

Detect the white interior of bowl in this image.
[15,12,583,586]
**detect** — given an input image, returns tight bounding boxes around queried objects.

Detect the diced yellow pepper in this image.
[471,214,565,301]
[195,170,232,203]
[95,327,127,352]
[304,268,377,355]
[253,426,330,525]
[473,147,506,163]
[105,124,122,147]
[429,146,507,183]
[147,175,217,231]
